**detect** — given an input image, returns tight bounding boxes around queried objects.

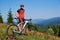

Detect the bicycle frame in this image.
[17,21,29,32]
[13,18,32,33]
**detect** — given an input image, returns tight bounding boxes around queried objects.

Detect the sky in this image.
[0,0,60,22]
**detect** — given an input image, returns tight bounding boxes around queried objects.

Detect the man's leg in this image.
[19,22,23,32]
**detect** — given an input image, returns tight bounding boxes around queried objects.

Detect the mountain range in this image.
[32,17,60,29]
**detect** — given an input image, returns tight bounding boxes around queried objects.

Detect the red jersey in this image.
[17,8,24,19]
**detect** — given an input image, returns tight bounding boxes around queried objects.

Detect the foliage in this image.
[28,24,39,31]
[48,24,60,37]
[47,27,54,35]
[7,9,13,24]
[57,25,60,37]
[52,26,58,35]
[0,13,3,23]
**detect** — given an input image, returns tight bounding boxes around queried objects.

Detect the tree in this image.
[7,9,13,24]
[0,13,3,23]
[52,26,57,35]
[57,25,60,37]
[47,27,54,35]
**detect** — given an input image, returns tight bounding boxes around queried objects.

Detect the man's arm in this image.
[16,12,19,18]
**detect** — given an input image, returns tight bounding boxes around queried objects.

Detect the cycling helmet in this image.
[20,4,24,7]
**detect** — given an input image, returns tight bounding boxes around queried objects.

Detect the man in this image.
[16,4,24,32]
[16,4,29,35]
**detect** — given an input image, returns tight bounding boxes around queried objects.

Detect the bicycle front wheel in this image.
[6,24,19,40]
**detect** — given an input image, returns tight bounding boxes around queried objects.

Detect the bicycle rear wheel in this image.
[6,24,19,40]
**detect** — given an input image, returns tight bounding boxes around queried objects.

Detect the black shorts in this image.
[18,18,24,23]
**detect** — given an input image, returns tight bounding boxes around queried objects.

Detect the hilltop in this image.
[0,23,60,40]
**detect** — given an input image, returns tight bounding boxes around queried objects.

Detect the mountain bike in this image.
[6,18,32,40]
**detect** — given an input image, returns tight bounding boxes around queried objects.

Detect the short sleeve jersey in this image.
[17,8,24,19]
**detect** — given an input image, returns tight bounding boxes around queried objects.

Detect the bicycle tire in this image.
[6,24,19,40]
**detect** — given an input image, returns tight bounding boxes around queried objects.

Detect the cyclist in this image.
[16,4,29,35]
[16,4,24,32]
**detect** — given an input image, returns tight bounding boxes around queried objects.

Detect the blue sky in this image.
[0,0,60,22]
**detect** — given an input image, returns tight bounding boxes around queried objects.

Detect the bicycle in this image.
[6,18,32,40]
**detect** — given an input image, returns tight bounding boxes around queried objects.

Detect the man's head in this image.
[20,4,24,8]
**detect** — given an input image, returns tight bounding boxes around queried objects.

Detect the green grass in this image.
[0,23,46,40]
[16,35,46,40]
[0,23,60,40]
[0,23,7,40]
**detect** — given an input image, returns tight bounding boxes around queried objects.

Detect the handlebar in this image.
[14,18,18,19]
[24,19,32,21]
[14,18,32,21]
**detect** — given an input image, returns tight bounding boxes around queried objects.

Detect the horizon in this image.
[0,0,60,22]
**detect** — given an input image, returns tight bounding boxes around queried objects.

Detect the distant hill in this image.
[32,17,60,29]
[32,19,45,24]
[39,17,60,25]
